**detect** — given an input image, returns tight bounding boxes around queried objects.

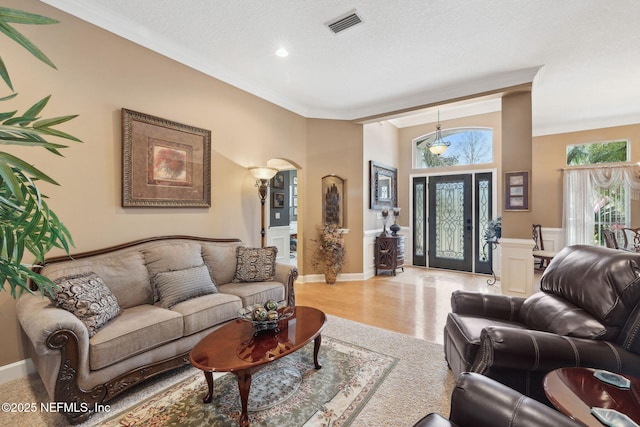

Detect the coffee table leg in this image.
[203,371,214,403]
[236,370,252,427]
[314,334,322,369]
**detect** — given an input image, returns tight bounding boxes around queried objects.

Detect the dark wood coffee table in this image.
[189,305,327,427]
[544,367,640,426]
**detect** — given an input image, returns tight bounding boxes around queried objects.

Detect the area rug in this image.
[0,316,454,427]
[95,337,397,426]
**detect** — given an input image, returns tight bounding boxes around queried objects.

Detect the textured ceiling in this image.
[42,0,640,135]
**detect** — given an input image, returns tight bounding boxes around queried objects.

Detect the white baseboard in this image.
[298,273,363,283]
[0,358,36,385]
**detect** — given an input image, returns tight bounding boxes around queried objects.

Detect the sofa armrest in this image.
[16,293,90,358]
[473,326,640,377]
[275,262,298,306]
[450,290,525,321]
[447,372,581,427]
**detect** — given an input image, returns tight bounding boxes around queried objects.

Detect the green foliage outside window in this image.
[566,140,627,165]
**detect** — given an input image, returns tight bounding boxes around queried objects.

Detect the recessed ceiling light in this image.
[275,47,289,57]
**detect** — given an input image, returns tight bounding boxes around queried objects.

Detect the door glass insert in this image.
[415,182,425,257]
[434,181,466,259]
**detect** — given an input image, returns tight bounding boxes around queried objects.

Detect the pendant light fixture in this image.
[429,111,451,156]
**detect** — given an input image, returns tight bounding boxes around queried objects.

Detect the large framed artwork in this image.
[370,161,397,209]
[122,109,211,207]
[504,171,529,211]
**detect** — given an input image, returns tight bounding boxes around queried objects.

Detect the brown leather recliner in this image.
[444,245,640,404]
[412,372,582,427]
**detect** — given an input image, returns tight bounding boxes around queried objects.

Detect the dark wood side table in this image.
[374,235,405,275]
[544,367,640,427]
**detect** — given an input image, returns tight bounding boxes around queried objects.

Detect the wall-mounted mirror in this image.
[370,161,397,209]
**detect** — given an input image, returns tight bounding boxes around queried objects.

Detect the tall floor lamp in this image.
[249,166,278,247]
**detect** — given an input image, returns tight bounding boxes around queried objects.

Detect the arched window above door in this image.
[413,127,493,168]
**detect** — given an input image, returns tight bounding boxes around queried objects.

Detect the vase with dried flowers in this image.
[312,223,346,284]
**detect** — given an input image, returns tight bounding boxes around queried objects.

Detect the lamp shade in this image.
[429,141,450,155]
[249,166,278,180]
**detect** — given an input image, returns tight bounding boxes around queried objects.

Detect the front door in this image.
[412,172,494,273]
[428,174,473,271]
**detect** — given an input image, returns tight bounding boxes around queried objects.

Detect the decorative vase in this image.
[390,222,400,236]
[324,270,337,284]
[390,207,401,236]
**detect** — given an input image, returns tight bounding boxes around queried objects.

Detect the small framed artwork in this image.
[122,109,211,207]
[505,171,530,211]
[272,173,284,189]
[322,174,345,227]
[273,192,285,208]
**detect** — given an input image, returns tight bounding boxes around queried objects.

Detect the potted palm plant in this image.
[0,7,80,298]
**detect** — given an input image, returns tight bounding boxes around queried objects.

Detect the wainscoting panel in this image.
[500,238,535,297]
[540,227,565,252]
[268,225,290,263]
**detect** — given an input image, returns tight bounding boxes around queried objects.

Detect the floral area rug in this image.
[95,337,397,427]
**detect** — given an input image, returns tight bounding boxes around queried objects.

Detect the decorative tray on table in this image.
[237,300,294,333]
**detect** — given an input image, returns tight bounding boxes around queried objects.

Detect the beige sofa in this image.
[16,236,298,424]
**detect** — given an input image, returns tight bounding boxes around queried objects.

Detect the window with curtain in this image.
[563,140,640,246]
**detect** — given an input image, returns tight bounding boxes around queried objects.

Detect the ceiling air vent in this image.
[326,11,363,34]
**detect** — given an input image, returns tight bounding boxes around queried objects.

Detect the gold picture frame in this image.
[504,171,530,211]
[122,109,211,207]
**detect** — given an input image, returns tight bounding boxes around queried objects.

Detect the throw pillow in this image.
[232,246,277,282]
[153,264,218,309]
[51,272,121,338]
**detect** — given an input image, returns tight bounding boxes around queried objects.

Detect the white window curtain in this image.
[563,164,640,246]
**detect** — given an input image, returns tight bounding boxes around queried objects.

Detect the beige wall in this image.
[363,122,400,230]
[304,119,364,275]
[1,0,356,366]
[501,91,533,239]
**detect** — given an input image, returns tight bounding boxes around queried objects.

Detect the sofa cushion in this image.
[202,241,243,285]
[40,251,152,309]
[217,281,284,308]
[89,305,183,370]
[519,292,612,339]
[232,246,277,283]
[51,272,121,337]
[154,264,218,309]
[144,241,205,301]
[171,292,242,336]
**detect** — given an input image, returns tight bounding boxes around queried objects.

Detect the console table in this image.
[375,235,405,276]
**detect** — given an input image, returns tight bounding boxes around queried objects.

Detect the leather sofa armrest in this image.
[446,372,582,427]
[16,293,90,357]
[450,290,525,321]
[413,373,582,427]
[275,262,298,306]
[473,326,640,377]
[412,413,455,427]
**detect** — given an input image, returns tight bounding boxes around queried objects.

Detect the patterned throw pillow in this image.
[51,272,121,337]
[232,246,278,282]
[153,264,218,309]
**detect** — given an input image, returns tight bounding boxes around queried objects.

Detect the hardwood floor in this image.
[295,266,504,344]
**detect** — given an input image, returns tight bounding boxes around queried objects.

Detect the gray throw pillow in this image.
[51,272,121,337]
[232,246,277,282]
[153,264,218,309]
